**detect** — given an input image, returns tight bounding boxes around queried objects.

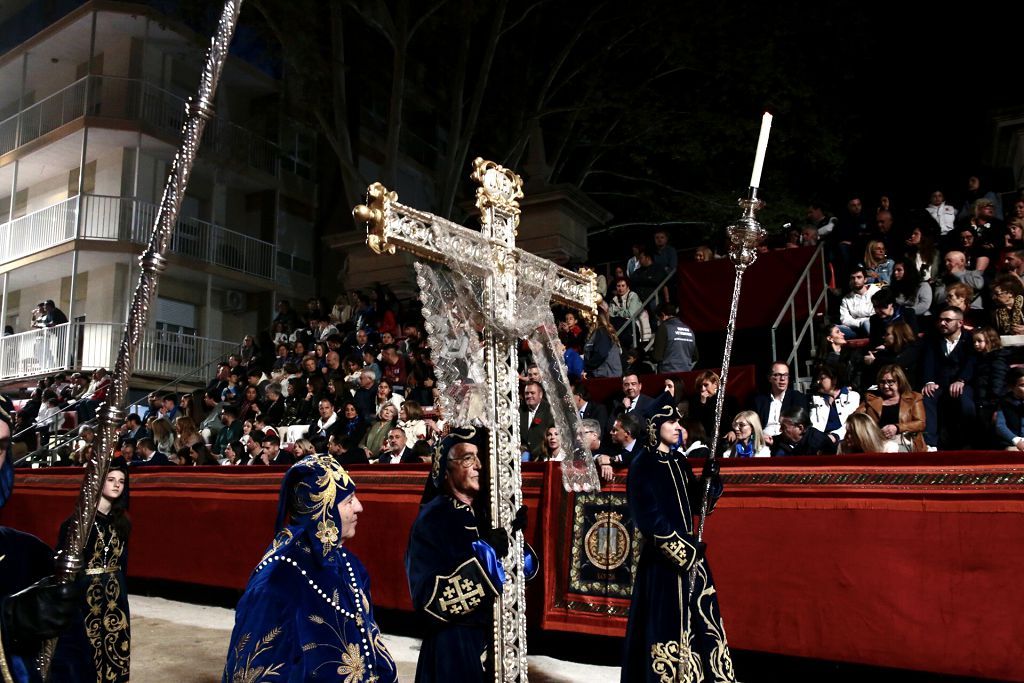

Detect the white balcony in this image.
[0,322,238,382]
[0,75,281,176]
[0,194,276,280]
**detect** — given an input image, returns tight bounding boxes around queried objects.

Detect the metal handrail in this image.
[769,244,829,389]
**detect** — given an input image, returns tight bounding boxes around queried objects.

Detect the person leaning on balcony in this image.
[42,299,68,327]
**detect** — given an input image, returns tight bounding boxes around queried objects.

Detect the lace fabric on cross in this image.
[415,261,600,492]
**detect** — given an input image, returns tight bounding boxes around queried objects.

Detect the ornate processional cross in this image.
[354,158,599,682]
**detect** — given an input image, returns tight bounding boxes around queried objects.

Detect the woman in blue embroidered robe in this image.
[223,456,398,683]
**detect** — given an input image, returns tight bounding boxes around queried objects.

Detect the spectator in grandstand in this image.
[322,350,343,382]
[651,302,697,373]
[305,398,339,445]
[942,281,980,331]
[901,225,941,284]
[380,427,417,464]
[331,291,357,329]
[687,370,737,441]
[220,368,242,405]
[1002,249,1024,286]
[149,416,175,455]
[158,393,179,422]
[816,324,853,370]
[33,390,62,448]
[856,364,926,452]
[211,405,242,455]
[573,385,609,439]
[956,225,994,276]
[190,442,218,466]
[334,400,368,444]
[608,373,655,432]
[723,410,769,457]
[771,405,836,456]
[971,327,1009,446]
[134,437,171,466]
[607,413,646,466]
[292,438,318,458]
[374,378,404,417]
[995,367,1024,450]
[867,288,918,349]
[838,413,893,453]
[173,415,203,452]
[237,384,261,423]
[520,381,554,457]
[242,431,265,465]
[121,413,150,442]
[839,266,881,338]
[925,189,958,236]
[273,299,303,334]
[583,309,623,379]
[532,426,567,462]
[861,240,894,285]
[751,361,809,443]
[989,275,1024,336]
[379,344,407,395]
[351,370,377,421]
[862,321,921,387]
[398,400,430,445]
[261,434,294,466]
[74,368,110,422]
[607,276,643,349]
[889,259,933,318]
[558,311,587,354]
[327,433,370,465]
[921,305,977,450]
[808,364,860,444]
[359,403,398,461]
[272,343,291,370]
[934,251,985,312]
[257,382,285,426]
[629,248,669,313]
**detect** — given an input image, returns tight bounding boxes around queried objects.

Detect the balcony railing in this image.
[0,322,237,382]
[0,75,280,175]
[0,194,276,279]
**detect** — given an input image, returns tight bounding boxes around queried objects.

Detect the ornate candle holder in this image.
[695,187,765,551]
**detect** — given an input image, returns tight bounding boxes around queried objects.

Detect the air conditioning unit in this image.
[223,290,246,313]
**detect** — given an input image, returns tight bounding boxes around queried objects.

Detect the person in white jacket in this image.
[925,190,958,235]
[839,267,880,337]
[808,364,861,444]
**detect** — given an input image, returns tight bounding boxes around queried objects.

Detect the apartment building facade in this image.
[0,0,317,386]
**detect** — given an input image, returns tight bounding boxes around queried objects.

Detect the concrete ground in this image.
[130,594,621,682]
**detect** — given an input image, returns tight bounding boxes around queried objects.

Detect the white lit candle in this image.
[749,112,772,189]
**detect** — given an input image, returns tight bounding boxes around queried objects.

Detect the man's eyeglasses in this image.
[770,373,789,378]
[938,317,961,323]
[451,454,481,469]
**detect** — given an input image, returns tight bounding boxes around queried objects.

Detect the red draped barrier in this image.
[677,246,823,332]
[4,453,1024,681]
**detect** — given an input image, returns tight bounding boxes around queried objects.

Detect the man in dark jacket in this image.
[921,305,976,449]
[771,406,837,456]
[751,361,809,446]
[651,302,697,372]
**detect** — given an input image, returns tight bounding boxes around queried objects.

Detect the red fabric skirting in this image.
[4,454,1024,680]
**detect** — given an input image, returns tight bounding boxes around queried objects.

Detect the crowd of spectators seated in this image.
[12,173,1024,469]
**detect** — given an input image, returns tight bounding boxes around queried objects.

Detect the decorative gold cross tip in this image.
[353,182,397,254]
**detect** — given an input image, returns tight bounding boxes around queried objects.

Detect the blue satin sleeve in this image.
[471,540,507,586]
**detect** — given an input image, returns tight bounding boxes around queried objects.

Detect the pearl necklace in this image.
[255,550,375,673]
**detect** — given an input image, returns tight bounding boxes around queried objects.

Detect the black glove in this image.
[1,576,82,646]
[511,505,528,533]
[484,528,510,559]
[701,456,720,479]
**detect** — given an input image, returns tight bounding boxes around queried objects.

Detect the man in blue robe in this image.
[405,429,524,682]
[223,455,398,682]
[621,400,735,682]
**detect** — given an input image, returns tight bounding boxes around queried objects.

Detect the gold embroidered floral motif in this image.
[651,637,703,683]
[230,628,284,683]
[316,519,339,547]
[336,642,366,682]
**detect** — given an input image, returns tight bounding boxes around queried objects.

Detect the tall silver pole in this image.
[41,2,244,677]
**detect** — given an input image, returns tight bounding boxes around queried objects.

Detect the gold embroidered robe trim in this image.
[423,557,498,623]
[654,531,699,571]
